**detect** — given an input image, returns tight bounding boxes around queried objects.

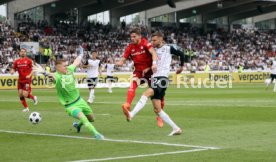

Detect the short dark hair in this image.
[130,28,141,35]
[21,48,27,52]
[55,59,66,66]
[151,31,164,38]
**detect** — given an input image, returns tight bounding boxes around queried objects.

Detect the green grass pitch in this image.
[1,83,276,162]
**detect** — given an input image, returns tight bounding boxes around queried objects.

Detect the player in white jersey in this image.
[266,60,276,92]
[122,31,185,136]
[105,59,115,93]
[85,51,102,103]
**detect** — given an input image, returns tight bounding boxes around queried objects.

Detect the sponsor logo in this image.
[131,50,146,56]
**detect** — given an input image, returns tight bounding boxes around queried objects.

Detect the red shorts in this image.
[17,82,32,93]
[133,70,153,85]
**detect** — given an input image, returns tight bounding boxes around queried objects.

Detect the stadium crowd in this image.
[1,18,276,74]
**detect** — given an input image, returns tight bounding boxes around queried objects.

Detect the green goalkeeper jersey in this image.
[54,65,80,106]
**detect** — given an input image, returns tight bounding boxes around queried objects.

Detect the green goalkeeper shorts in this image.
[65,98,93,116]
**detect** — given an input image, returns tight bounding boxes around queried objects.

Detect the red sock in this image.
[126,81,138,105]
[161,97,165,110]
[27,93,34,100]
[20,97,28,108]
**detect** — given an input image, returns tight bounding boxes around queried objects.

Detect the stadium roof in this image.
[4,0,276,25]
[43,0,184,18]
[176,0,276,22]
[42,0,276,22]
[0,0,12,5]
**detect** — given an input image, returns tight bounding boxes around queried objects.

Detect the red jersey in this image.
[13,57,33,83]
[123,38,153,71]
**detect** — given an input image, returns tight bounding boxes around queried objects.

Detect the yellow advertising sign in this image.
[0,74,133,90]
[171,72,270,84]
[0,72,270,90]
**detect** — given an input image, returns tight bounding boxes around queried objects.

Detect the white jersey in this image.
[153,44,185,78]
[153,45,172,78]
[272,61,276,74]
[87,59,101,78]
[106,64,115,76]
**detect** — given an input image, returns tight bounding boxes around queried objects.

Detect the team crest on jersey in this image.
[24,61,27,63]
[132,49,135,52]
[141,46,144,50]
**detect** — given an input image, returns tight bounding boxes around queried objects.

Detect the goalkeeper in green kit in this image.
[38,45,104,140]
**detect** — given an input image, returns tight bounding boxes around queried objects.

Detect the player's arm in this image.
[116,57,127,66]
[26,60,34,79]
[148,47,157,73]
[82,61,92,68]
[10,68,15,75]
[116,46,130,66]
[170,46,185,74]
[72,45,84,67]
[268,61,273,68]
[32,63,56,83]
[111,64,115,72]
[98,61,102,76]
[10,61,17,75]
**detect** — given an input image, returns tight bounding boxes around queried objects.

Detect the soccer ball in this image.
[29,112,42,124]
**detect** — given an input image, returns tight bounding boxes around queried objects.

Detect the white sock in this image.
[158,110,179,130]
[89,89,95,99]
[108,82,112,91]
[130,95,148,118]
[274,82,276,92]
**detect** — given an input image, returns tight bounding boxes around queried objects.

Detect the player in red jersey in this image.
[10,48,38,112]
[116,28,165,127]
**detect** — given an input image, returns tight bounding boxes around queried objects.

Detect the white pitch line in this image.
[0,130,219,150]
[102,138,218,149]
[97,114,110,116]
[69,148,210,162]
[0,99,274,108]
[0,130,220,161]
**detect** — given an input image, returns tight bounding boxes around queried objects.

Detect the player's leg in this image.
[18,82,29,112]
[122,88,153,121]
[22,90,31,112]
[274,81,276,92]
[266,74,273,89]
[152,99,182,136]
[87,78,91,102]
[107,77,113,93]
[25,82,38,105]
[273,75,276,92]
[73,114,95,132]
[87,78,97,103]
[73,98,95,131]
[156,96,165,128]
[87,87,95,103]
[122,75,140,111]
[130,88,153,118]
[144,70,164,127]
[19,89,29,111]
[271,74,275,84]
[161,96,165,109]
[67,104,103,140]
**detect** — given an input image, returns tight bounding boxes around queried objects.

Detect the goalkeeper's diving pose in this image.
[34,46,104,140]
